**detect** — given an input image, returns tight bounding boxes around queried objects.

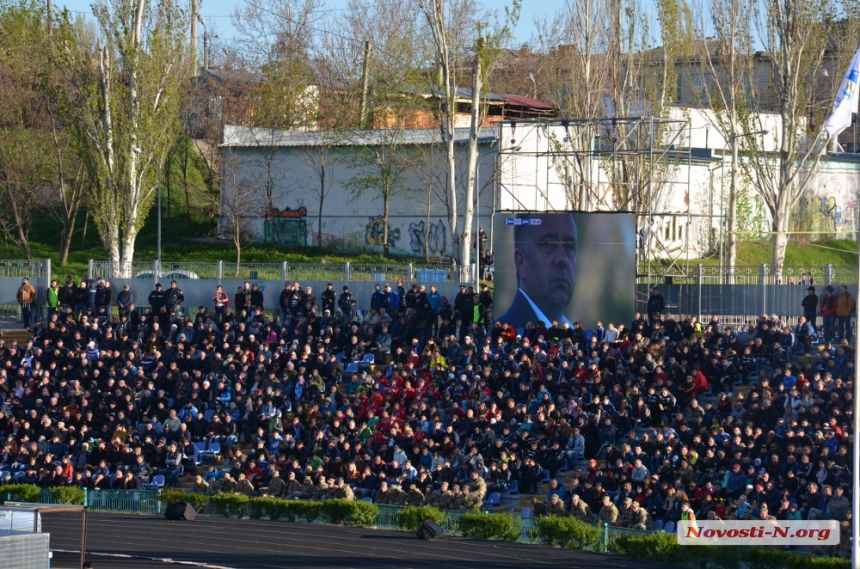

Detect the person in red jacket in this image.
[819,286,837,343]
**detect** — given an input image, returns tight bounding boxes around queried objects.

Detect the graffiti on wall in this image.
[792,196,845,234]
[407,220,448,256]
[365,217,401,247]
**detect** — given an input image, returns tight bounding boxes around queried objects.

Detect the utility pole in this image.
[190,0,199,76]
[203,30,209,72]
[359,40,372,128]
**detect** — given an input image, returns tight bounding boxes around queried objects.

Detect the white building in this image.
[219,107,860,260]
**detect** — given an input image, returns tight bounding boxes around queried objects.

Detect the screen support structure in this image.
[496,117,702,290]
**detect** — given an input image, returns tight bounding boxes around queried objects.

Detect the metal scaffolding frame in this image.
[495,116,698,287]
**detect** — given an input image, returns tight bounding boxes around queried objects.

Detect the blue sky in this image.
[57,0,559,46]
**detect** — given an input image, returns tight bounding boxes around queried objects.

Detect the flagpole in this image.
[853,229,859,569]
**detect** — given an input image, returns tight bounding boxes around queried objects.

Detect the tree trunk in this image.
[80,210,89,251]
[461,46,482,280]
[727,136,739,277]
[234,234,241,276]
[383,190,390,256]
[318,160,325,247]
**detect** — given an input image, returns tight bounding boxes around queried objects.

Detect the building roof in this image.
[498,94,554,110]
[221,126,499,148]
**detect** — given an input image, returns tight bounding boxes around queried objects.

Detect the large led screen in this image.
[493,212,636,331]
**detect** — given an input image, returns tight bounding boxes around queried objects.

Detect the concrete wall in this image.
[219,142,496,260]
[112,279,464,316]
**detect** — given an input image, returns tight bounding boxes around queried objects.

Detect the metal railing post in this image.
[407,263,414,283]
[153,260,160,288]
[83,487,88,507]
[156,489,163,514]
[87,259,94,280]
[602,522,609,552]
[696,264,703,319]
[217,260,223,283]
[282,261,288,282]
[761,264,768,316]
[826,264,833,286]
[344,262,351,282]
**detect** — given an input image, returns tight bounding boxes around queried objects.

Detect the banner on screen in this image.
[493,212,635,331]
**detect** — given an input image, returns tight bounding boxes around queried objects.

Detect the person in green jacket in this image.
[46,280,60,319]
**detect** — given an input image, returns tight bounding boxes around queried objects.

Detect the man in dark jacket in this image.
[148,283,166,313]
[249,283,264,310]
[59,277,76,311]
[647,286,665,325]
[279,282,292,323]
[338,286,357,320]
[371,284,388,311]
[116,284,134,316]
[164,281,185,314]
[321,283,336,314]
[302,286,317,317]
[801,286,818,332]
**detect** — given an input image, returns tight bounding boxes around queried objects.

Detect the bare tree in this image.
[741,0,834,270]
[218,154,267,274]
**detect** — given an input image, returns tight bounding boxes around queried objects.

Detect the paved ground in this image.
[43,512,677,569]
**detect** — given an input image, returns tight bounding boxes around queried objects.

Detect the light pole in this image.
[474,149,498,290]
[133,147,162,266]
[719,129,768,279]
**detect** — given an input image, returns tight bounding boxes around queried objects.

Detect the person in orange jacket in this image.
[16,277,36,330]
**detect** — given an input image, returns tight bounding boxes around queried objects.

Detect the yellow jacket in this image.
[836,292,855,317]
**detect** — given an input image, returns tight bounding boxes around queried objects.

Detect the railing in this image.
[0,260,49,279]
[285,263,346,282]
[643,264,858,286]
[348,264,410,283]
[89,261,154,280]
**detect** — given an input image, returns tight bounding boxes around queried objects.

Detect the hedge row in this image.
[205,494,379,528]
[611,532,850,569]
[0,484,86,505]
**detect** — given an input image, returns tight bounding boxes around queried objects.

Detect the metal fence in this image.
[22,489,649,552]
[647,264,858,286]
[83,260,466,284]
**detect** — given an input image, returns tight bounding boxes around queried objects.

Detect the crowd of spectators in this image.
[0,277,856,555]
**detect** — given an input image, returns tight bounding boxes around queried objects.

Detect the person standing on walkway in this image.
[46,280,60,320]
[835,285,855,344]
[17,277,36,330]
[819,286,837,343]
[801,286,819,332]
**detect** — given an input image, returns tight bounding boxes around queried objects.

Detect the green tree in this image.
[52,0,190,276]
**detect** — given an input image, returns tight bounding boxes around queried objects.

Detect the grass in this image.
[15,208,439,279]
[696,239,859,267]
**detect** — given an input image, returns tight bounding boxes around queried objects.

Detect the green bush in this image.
[801,557,851,569]
[248,497,290,520]
[249,497,326,522]
[48,486,86,505]
[396,505,447,532]
[208,493,249,517]
[0,484,43,503]
[535,516,601,550]
[610,531,684,563]
[320,499,378,527]
[156,490,209,510]
[739,548,798,569]
[285,500,324,523]
[458,512,520,542]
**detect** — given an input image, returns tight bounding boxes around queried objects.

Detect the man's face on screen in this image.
[515,214,577,313]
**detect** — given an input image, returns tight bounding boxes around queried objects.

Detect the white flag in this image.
[824,44,860,138]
